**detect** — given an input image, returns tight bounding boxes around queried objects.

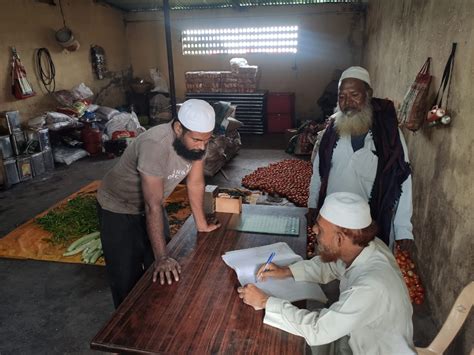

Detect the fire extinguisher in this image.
[90,45,106,80]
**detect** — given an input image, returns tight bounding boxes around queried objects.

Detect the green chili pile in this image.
[36,195,99,245]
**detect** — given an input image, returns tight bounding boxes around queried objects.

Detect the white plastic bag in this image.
[105,111,145,138]
[53,146,89,165]
[45,112,78,130]
[71,83,94,100]
[96,106,120,121]
[230,58,248,72]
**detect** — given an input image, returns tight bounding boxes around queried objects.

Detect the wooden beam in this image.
[163,0,177,119]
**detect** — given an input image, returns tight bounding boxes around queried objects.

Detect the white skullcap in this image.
[339,66,372,88]
[177,99,215,133]
[320,192,372,229]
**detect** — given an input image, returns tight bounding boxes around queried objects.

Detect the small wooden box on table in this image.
[91,204,308,354]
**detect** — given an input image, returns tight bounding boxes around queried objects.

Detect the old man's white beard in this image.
[334,102,373,136]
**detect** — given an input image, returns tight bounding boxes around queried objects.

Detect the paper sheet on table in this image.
[222,242,327,303]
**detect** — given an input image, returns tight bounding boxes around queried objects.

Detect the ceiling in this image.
[98,0,360,12]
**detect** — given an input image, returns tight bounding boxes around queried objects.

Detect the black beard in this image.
[173,137,206,161]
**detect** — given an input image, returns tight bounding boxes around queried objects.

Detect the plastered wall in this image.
[364,0,473,353]
[125,3,364,120]
[0,0,131,122]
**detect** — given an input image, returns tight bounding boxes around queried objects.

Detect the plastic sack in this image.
[222,116,242,133]
[86,104,100,112]
[149,69,169,93]
[57,100,88,117]
[53,90,76,107]
[45,112,78,131]
[52,83,94,106]
[53,146,89,165]
[28,114,47,128]
[105,111,145,138]
[204,133,241,176]
[96,106,120,121]
[149,94,171,121]
[230,58,248,72]
[71,83,94,100]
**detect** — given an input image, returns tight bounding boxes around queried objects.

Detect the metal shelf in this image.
[186,91,267,135]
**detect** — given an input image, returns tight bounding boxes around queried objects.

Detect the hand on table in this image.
[237,284,269,310]
[153,256,181,285]
[256,263,292,282]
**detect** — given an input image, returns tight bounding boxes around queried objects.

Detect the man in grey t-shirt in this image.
[97,99,220,308]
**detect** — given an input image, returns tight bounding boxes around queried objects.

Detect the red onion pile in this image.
[241,159,312,207]
[242,159,315,257]
[395,245,425,304]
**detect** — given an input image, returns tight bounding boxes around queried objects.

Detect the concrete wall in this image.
[364,0,473,353]
[125,4,364,120]
[0,0,130,123]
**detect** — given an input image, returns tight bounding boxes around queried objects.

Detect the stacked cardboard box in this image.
[185,66,258,93]
[185,71,222,93]
[235,66,258,93]
[221,71,238,92]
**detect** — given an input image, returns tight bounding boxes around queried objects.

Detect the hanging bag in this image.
[426,43,457,126]
[398,58,432,131]
[11,47,36,100]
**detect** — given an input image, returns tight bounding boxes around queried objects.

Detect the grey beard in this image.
[334,102,373,136]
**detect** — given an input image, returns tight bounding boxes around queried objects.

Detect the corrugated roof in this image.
[100,0,360,12]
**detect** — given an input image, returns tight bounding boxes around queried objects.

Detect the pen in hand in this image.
[257,252,276,281]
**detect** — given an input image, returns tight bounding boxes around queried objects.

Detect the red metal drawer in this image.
[267,92,295,114]
[267,113,292,133]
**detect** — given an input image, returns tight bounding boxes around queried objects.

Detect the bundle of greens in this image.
[36,194,99,245]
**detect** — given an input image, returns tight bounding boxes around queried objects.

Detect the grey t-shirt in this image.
[97,122,192,214]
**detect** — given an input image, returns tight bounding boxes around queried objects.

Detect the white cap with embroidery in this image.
[320,192,372,229]
[339,66,372,88]
[178,99,215,133]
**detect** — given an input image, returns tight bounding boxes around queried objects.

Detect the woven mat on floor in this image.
[0,181,191,265]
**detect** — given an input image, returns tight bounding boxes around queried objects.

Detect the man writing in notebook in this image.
[237,192,415,354]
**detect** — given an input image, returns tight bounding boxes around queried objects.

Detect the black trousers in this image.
[97,204,170,308]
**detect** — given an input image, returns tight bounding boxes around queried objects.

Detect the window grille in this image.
[182,26,298,55]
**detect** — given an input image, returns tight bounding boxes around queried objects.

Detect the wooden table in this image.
[91,204,308,354]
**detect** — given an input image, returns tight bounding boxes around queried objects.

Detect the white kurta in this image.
[308,129,413,246]
[264,238,416,355]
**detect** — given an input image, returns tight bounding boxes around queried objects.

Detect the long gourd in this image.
[66,231,100,252]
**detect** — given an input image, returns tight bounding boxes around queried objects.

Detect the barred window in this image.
[182,26,298,55]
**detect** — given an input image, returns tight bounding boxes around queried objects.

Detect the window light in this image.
[181,25,298,55]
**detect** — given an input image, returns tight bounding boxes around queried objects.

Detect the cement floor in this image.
[0,137,438,354]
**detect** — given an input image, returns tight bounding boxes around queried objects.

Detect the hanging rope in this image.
[59,0,67,28]
[35,48,56,93]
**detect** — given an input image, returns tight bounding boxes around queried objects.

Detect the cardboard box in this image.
[215,194,242,214]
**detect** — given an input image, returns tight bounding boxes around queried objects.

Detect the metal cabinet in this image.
[186,91,267,135]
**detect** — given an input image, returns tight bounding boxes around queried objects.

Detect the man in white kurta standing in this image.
[238,192,416,355]
[97,99,220,308]
[307,67,413,250]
